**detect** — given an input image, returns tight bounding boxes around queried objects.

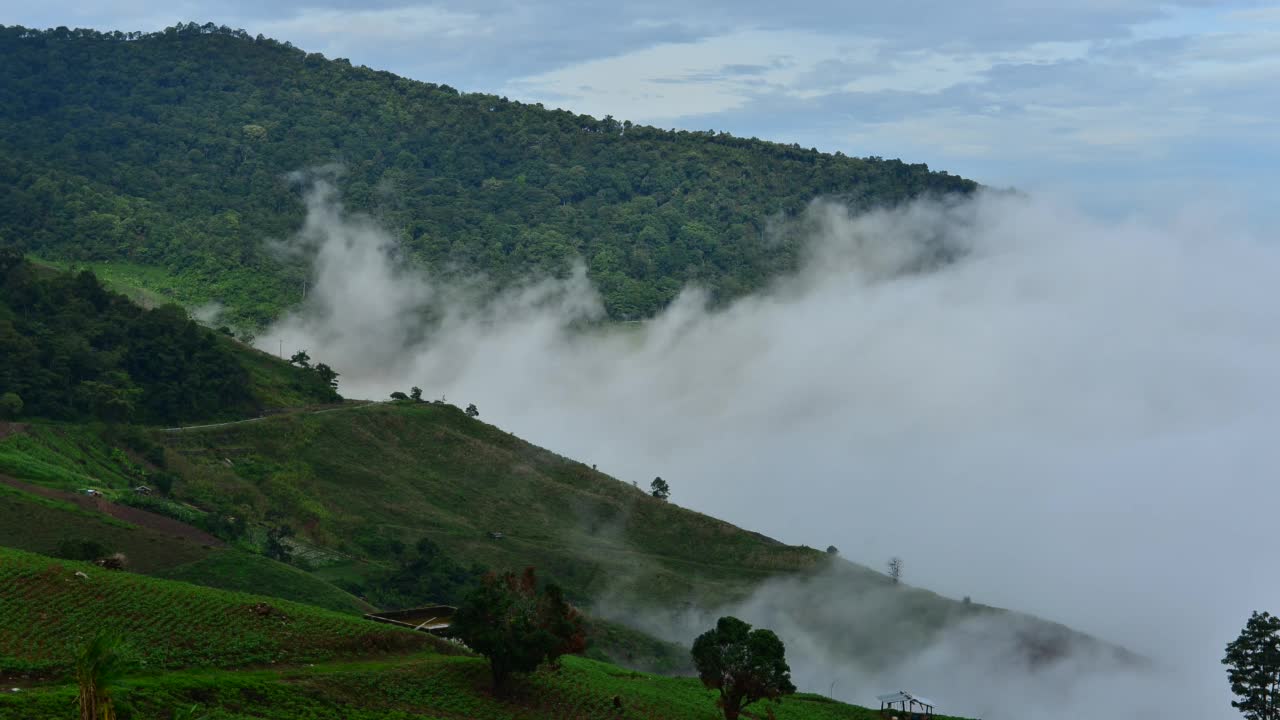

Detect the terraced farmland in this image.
[0,548,433,676]
[0,654,910,720]
[0,548,973,720]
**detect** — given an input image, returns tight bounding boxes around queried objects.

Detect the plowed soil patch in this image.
[0,475,222,547]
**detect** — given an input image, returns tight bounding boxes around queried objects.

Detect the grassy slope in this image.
[154,401,1132,668]
[1,402,1123,674]
[161,401,827,607]
[0,424,138,490]
[156,551,373,615]
[0,548,971,720]
[30,256,175,310]
[227,336,347,411]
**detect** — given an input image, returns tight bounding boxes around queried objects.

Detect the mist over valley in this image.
[1,10,1277,720]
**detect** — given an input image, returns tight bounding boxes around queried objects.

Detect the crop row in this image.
[0,548,428,674]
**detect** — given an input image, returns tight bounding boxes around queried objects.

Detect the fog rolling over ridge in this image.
[261,180,1279,719]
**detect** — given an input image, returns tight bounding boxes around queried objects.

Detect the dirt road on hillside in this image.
[161,401,378,432]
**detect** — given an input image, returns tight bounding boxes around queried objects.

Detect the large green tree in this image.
[691,615,796,720]
[451,567,585,693]
[1225,611,1280,720]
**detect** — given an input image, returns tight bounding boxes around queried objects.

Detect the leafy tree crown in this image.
[1225,611,1280,720]
[691,615,796,720]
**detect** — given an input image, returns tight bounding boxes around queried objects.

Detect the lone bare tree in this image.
[887,557,903,584]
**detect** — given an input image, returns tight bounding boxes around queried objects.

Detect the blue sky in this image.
[3,1,1278,221]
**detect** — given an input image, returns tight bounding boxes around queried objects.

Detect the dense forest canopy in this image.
[0,22,978,325]
[0,251,336,423]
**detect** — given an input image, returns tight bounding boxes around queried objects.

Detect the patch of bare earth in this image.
[0,474,223,547]
[0,422,27,440]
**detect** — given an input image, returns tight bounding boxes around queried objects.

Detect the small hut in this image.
[877,691,936,720]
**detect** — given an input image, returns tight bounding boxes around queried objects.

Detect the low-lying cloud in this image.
[260,181,1280,719]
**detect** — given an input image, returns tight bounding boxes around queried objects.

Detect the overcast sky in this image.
[3,1,1278,221]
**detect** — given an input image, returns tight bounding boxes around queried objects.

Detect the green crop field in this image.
[0,548,432,676]
[0,548,973,720]
[0,655,939,720]
[157,550,372,615]
[0,479,372,614]
[0,484,212,573]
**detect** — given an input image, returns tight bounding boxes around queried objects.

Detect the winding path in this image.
[161,401,378,432]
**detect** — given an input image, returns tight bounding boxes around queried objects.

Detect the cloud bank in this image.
[260,182,1279,718]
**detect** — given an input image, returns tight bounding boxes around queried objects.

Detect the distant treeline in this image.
[0,23,978,325]
[0,252,327,423]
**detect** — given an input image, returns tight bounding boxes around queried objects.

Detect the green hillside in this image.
[0,23,977,325]
[0,549,964,720]
[0,481,212,574]
[0,389,1122,675]
[157,401,828,608]
[0,252,1127,714]
[156,551,373,614]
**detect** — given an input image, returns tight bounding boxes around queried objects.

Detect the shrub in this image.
[0,392,23,419]
[56,537,110,562]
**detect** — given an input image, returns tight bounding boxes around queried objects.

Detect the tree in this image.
[76,373,141,423]
[151,470,177,496]
[887,557,902,583]
[265,525,293,563]
[0,392,21,419]
[826,545,839,555]
[76,632,131,720]
[650,476,670,500]
[390,391,409,401]
[372,536,484,608]
[289,350,311,368]
[313,362,339,391]
[0,247,21,274]
[1224,611,1280,720]
[57,537,110,562]
[450,568,585,693]
[465,403,479,418]
[410,386,423,402]
[691,616,796,720]
[0,258,262,423]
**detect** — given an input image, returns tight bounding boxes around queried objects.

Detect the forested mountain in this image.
[0,22,978,325]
